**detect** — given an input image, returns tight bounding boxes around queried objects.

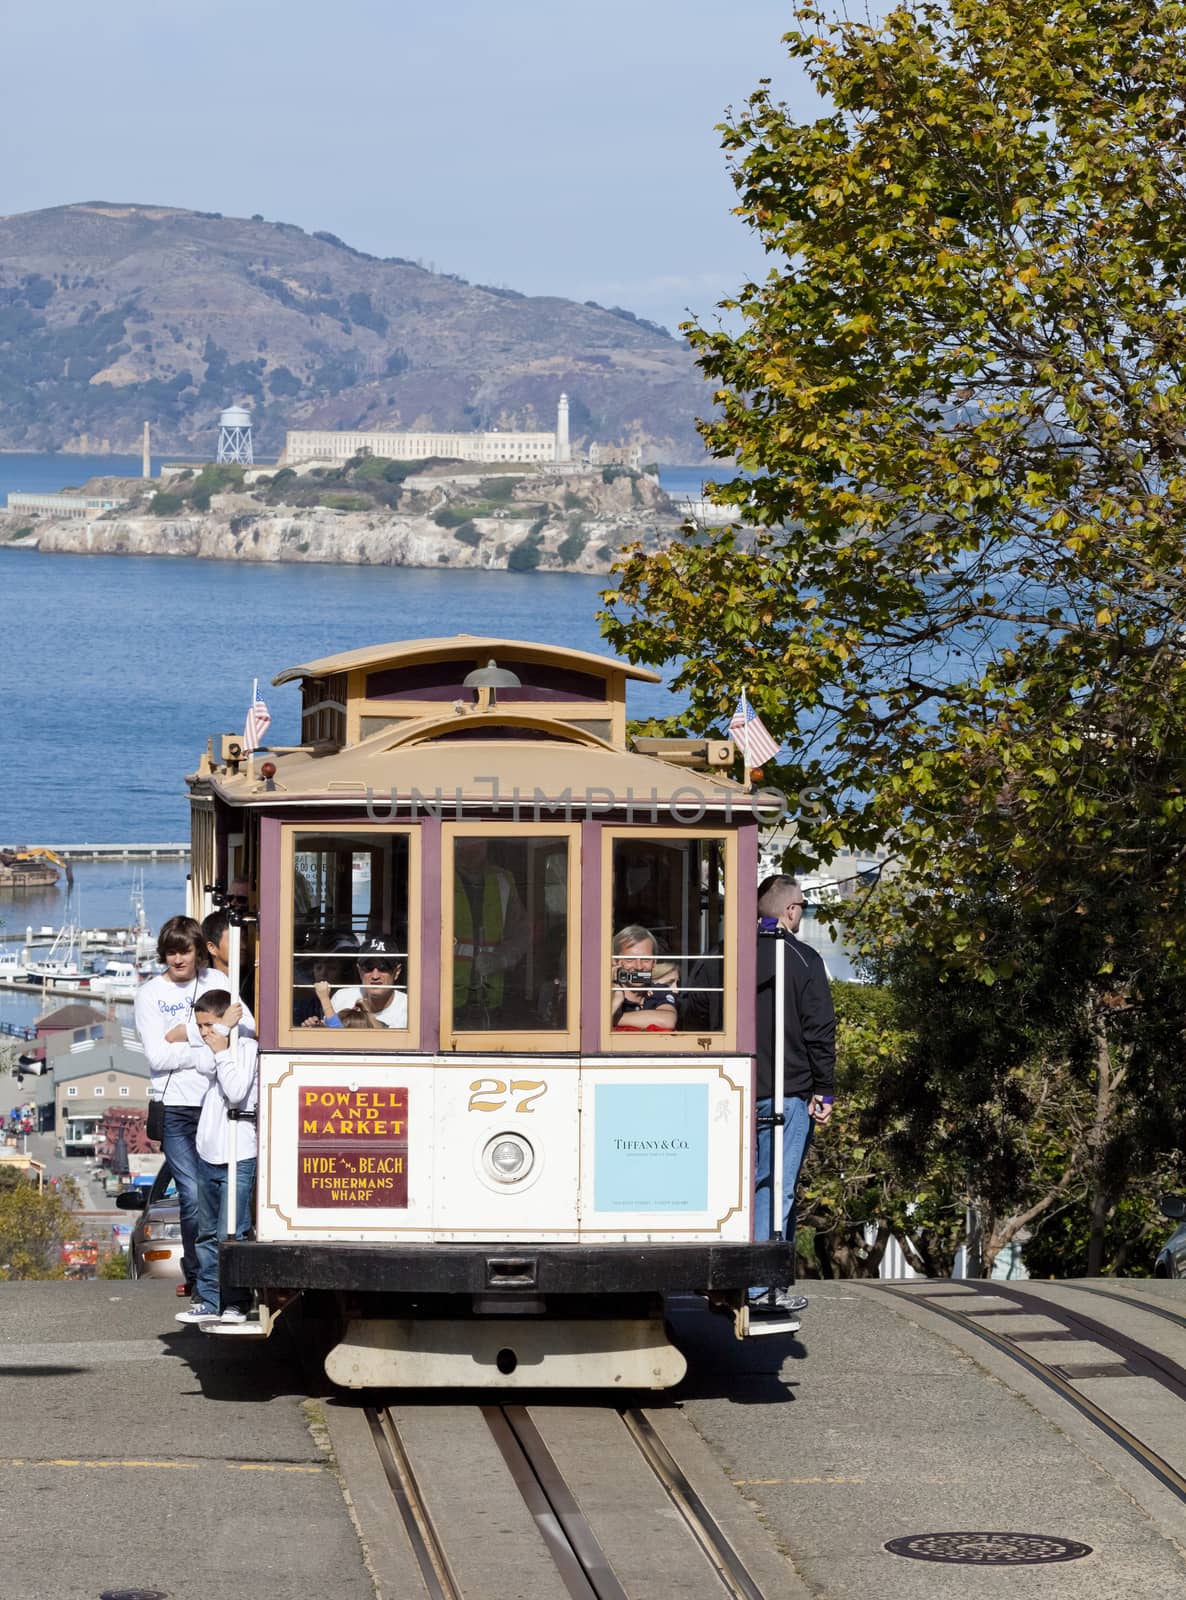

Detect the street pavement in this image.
[1,1280,1185,1597]
[672,1281,1186,1598]
[0,1282,372,1600]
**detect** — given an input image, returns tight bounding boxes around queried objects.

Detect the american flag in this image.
[728,692,781,767]
[243,681,272,753]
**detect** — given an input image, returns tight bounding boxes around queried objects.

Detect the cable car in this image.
[188,635,796,1386]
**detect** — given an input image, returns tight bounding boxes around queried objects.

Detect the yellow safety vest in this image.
[453,871,509,1008]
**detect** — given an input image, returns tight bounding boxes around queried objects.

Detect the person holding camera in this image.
[611,924,678,1031]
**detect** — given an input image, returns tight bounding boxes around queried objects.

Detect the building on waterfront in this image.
[283,393,574,468]
[5,492,127,520]
[588,440,643,471]
[50,1018,151,1133]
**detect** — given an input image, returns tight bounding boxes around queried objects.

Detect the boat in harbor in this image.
[25,923,86,985]
[0,951,30,984]
[0,846,71,891]
[87,959,141,1001]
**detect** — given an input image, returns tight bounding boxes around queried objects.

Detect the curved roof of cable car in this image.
[204,717,755,812]
[272,635,662,687]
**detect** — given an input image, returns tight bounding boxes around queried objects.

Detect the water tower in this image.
[217,404,254,465]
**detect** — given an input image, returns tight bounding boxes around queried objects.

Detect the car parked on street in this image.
[116,1163,183,1280]
[1154,1195,1186,1279]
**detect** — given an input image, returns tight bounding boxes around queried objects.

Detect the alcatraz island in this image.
[0,397,702,575]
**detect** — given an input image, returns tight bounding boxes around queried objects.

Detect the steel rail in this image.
[363,1401,776,1600]
[483,1405,623,1600]
[958,1281,1186,1404]
[363,1407,460,1600]
[1054,1280,1186,1335]
[880,1285,1186,1506]
[621,1408,769,1600]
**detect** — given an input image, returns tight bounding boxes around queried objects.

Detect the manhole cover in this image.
[99,1590,169,1599]
[884,1532,1092,1566]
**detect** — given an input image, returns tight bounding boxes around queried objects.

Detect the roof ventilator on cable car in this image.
[463,658,522,710]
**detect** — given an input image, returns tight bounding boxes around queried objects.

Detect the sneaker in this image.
[174,1302,217,1324]
[775,1291,809,1314]
[218,1306,247,1324]
[176,1280,194,1298]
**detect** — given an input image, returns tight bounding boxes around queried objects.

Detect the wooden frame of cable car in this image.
[186,636,796,1382]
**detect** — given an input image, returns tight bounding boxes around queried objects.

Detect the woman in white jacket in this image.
[134,916,241,1300]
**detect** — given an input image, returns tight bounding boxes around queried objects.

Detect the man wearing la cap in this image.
[327,937,409,1027]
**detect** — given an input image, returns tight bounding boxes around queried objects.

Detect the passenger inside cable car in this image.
[608,836,725,1040]
[610,925,679,1031]
[281,824,730,1047]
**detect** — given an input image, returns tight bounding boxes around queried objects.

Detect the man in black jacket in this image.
[752,875,836,1314]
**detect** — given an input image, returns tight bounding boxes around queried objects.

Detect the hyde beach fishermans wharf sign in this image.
[298,1086,409,1207]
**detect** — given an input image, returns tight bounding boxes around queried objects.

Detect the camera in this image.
[613,965,654,988]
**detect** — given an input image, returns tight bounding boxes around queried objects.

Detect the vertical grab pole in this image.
[773,935,786,1265]
[225,915,241,1242]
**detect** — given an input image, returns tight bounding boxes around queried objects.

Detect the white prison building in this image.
[283,393,573,469]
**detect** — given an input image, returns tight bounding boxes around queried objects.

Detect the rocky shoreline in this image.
[0,465,685,575]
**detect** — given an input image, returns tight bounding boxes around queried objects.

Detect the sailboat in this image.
[128,868,156,962]
[26,921,84,986]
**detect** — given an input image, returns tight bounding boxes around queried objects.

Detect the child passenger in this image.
[175,989,258,1325]
[136,915,241,1302]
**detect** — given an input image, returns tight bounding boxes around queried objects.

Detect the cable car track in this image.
[880,1282,1186,1506]
[363,1402,773,1600]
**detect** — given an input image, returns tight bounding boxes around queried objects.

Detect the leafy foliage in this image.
[0,1171,80,1279]
[508,535,543,571]
[600,0,1186,1270]
[604,0,1186,969]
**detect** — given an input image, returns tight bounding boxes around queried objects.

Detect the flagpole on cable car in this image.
[246,678,257,786]
[740,687,753,793]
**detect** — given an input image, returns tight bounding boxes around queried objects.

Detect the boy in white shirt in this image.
[175,989,258,1325]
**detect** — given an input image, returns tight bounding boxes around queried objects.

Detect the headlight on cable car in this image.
[482,1133,534,1184]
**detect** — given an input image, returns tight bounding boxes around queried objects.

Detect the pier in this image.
[0,841,190,862]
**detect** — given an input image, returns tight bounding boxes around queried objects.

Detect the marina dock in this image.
[0,841,190,862]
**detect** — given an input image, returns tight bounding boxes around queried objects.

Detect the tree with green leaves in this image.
[605,0,1186,964]
[602,0,1186,1270]
[0,1169,80,1280]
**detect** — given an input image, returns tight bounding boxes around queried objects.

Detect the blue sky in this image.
[1,1,809,334]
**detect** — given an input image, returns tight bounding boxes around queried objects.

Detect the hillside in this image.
[0,203,709,460]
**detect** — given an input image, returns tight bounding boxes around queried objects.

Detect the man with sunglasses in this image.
[327,936,408,1027]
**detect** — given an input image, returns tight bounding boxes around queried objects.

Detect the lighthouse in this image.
[556,393,571,464]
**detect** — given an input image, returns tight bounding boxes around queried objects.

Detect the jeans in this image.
[161,1106,203,1288]
[194,1154,257,1314]
[752,1095,814,1294]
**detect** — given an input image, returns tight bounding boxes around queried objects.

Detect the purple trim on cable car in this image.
[259,817,282,1048]
[419,819,442,1052]
[580,820,602,1051]
[736,820,758,1055]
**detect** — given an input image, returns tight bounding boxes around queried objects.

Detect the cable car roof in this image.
[272,635,662,687]
[202,729,756,812]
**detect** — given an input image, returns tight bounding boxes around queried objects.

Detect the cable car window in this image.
[607,835,730,1043]
[446,832,571,1037]
[289,830,411,1035]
